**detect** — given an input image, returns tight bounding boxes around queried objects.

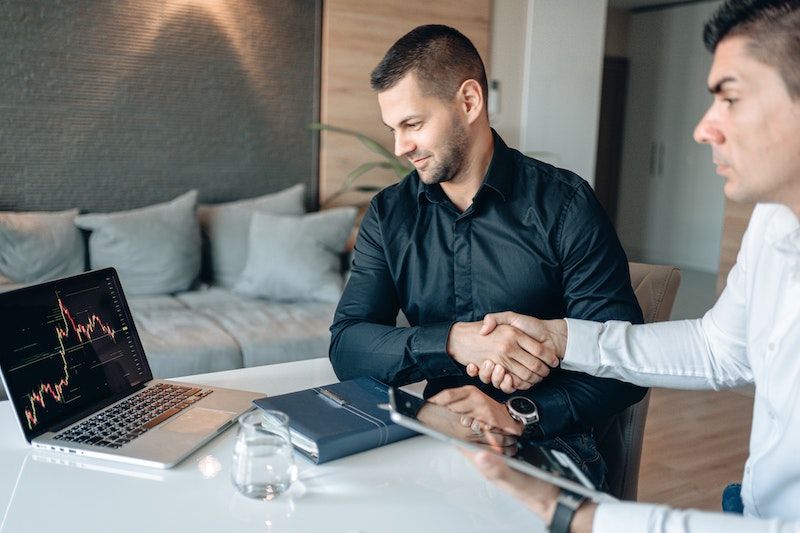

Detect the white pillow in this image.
[234,207,358,302]
[74,190,200,295]
[0,209,85,284]
[197,184,306,288]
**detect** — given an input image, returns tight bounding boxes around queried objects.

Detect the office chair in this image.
[597,261,682,501]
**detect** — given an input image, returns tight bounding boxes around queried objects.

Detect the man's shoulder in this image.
[501,151,595,216]
[507,150,589,196]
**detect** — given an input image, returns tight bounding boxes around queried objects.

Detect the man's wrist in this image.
[555,318,569,361]
[549,490,587,533]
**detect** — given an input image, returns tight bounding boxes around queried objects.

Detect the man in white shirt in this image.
[432,0,800,531]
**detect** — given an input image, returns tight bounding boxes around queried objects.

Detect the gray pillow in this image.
[74,190,200,295]
[0,209,85,284]
[233,207,357,302]
[197,184,306,288]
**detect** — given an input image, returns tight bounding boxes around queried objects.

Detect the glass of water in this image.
[231,410,297,500]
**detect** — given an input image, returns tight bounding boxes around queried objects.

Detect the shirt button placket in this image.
[453,218,472,321]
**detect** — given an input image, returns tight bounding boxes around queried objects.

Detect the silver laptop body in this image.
[0,267,260,468]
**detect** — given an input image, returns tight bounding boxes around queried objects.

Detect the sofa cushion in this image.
[129,301,244,378]
[197,184,306,288]
[176,287,335,367]
[0,209,85,285]
[75,190,201,296]
[233,207,357,302]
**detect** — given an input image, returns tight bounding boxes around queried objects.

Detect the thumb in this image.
[479,314,499,335]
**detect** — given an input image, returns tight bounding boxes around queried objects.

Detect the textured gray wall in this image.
[0,0,320,213]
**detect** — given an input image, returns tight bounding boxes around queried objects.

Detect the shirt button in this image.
[767,342,777,352]
[793,271,800,282]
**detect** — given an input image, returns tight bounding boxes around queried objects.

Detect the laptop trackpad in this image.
[161,408,235,435]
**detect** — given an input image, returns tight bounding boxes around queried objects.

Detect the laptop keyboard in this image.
[53,383,213,449]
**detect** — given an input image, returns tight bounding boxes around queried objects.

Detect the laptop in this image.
[388,387,617,503]
[0,267,261,469]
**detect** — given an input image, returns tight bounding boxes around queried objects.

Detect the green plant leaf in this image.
[309,122,414,205]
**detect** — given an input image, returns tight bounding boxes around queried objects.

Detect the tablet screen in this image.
[388,387,615,502]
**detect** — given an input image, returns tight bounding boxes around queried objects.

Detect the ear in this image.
[457,79,485,124]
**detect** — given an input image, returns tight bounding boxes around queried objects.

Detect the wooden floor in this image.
[636,386,754,510]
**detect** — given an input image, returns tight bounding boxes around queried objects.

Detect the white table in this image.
[0,358,542,533]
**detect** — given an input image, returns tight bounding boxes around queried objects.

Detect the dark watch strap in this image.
[549,490,586,533]
[521,422,544,440]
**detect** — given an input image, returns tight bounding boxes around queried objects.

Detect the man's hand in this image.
[417,398,516,454]
[465,449,597,533]
[465,313,568,389]
[428,385,523,438]
[447,321,560,393]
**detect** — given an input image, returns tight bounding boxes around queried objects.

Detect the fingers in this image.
[468,449,515,481]
[517,334,560,368]
[480,311,520,335]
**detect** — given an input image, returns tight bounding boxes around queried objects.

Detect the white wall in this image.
[491,0,725,274]
[487,0,527,150]
[615,2,725,273]
[490,0,607,187]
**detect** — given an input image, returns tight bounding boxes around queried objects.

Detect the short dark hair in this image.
[370,24,489,103]
[704,0,800,98]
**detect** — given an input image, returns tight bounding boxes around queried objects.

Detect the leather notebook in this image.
[253,376,418,464]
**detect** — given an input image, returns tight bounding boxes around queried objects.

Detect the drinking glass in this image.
[231,410,297,500]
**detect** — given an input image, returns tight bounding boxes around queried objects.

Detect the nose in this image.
[394,131,414,158]
[693,105,723,145]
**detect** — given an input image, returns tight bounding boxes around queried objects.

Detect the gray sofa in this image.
[0,184,357,401]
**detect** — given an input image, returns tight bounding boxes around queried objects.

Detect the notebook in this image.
[388,387,617,503]
[0,267,261,469]
[253,377,418,464]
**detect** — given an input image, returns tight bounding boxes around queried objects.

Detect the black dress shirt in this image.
[330,132,646,438]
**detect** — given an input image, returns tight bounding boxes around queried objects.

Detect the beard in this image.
[415,115,469,185]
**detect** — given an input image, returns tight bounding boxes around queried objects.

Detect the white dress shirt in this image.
[564,203,800,532]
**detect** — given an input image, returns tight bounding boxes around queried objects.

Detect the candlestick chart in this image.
[6,289,123,432]
[25,295,120,430]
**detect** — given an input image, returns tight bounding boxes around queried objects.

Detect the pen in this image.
[318,388,347,406]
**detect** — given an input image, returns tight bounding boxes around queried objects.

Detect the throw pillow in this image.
[0,209,85,284]
[197,184,306,288]
[233,207,358,302]
[74,190,200,295]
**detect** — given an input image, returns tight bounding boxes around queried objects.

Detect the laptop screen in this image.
[0,268,152,441]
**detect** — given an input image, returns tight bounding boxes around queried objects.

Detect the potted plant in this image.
[308,123,413,206]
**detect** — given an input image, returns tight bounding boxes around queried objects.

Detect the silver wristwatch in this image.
[506,396,543,439]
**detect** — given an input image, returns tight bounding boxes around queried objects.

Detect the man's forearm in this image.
[329,319,459,385]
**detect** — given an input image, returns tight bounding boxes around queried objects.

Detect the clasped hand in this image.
[420,386,519,455]
[448,312,566,393]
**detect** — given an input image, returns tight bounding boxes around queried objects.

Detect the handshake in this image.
[448,311,570,394]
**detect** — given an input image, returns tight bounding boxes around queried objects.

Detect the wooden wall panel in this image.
[716,200,755,295]
[319,0,492,207]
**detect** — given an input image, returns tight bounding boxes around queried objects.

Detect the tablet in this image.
[388,387,617,503]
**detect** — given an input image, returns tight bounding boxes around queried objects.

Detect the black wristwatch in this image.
[506,396,544,440]
[549,490,586,533]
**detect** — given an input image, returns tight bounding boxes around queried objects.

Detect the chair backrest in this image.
[598,261,681,501]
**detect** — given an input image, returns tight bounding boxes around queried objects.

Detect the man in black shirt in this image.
[329,24,644,488]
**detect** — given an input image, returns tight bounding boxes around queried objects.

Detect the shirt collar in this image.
[415,130,513,207]
[764,203,800,256]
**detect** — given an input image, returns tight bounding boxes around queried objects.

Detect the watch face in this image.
[509,396,536,415]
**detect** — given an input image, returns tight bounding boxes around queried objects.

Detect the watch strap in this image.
[520,421,544,440]
[549,490,586,533]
